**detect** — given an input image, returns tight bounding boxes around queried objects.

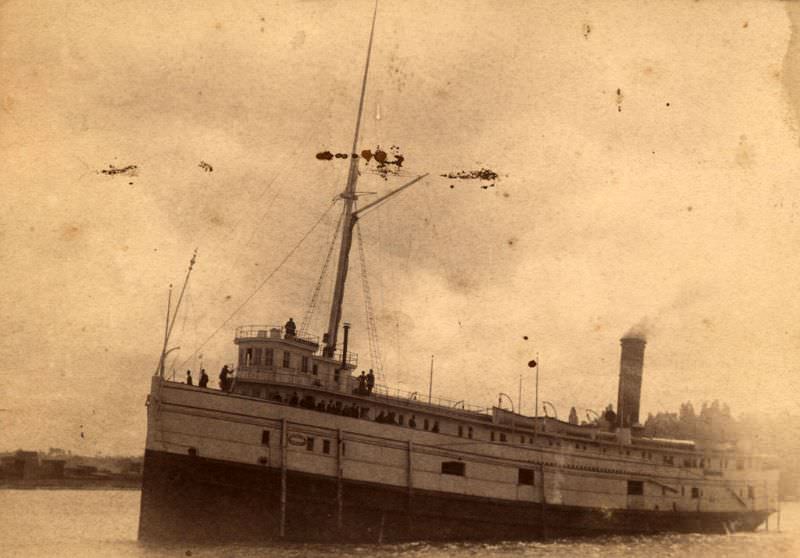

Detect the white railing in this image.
[172,369,490,416]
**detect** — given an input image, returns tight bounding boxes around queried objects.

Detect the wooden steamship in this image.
[137,5,779,543]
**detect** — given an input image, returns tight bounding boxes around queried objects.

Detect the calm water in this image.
[0,490,798,557]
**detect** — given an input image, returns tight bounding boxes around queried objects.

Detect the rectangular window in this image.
[518,468,535,486]
[458,425,463,437]
[253,348,262,365]
[424,419,429,431]
[306,437,315,451]
[468,427,473,439]
[691,487,700,499]
[323,440,331,454]
[283,351,291,368]
[398,415,404,426]
[490,431,495,442]
[747,486,755,500]
[441,461,465,476]
[261,430,270,446]
[264,348,274,366]
[627,480,644,495]
[301,356,309,372]
[245,348,253,365]
[312,363,318,375]
[499,433,507,442]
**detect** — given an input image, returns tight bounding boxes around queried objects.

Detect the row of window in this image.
[440,461,535,486]
[256,430,756,500]
[250,389,752,474]
[260,429,342,456]
[631,481,756,500]
[241,348,316,373]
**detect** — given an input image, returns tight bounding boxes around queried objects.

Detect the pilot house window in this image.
[301,356,309,372]
[253,348,262,365]
[264,348,273,366]
[518,468,535,486]
[627,480,644,495]
[283,351,291,368]
[441,461,465,476]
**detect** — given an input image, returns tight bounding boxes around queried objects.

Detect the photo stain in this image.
[61,224,81,241]
[100,164,138,176]
[440,168,498,181]
[316,146,405,180]
[199,161,214,172]
[616,88,623,112]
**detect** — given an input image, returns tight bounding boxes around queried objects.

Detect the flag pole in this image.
[534,352,540,417]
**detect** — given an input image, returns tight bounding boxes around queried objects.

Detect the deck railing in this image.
[185,368,489,416]
[234,325,320,347]
[369,383,491,415]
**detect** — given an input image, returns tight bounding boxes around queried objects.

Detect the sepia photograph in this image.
[1,1,799,556]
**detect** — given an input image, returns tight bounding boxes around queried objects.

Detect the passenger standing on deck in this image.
[199,369,209,388]
[186,370,193,386]
[219,365,230,391]
[285,318,297,338]
[366,369,375,395]
[358,371,367,394]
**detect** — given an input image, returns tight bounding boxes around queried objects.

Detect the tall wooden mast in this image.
[324,2,379,357]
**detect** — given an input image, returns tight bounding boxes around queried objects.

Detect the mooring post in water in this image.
[336,428,344,531]
[280,418,287,538]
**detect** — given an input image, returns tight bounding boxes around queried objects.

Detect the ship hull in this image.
[138,449,769,543]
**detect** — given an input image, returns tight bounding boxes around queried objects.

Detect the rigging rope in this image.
[299,207,345,336]
[177,200,337,370]
[355,218,384,384]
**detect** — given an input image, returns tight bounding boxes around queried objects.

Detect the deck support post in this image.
[337,428,344,531]
[539,462,547,539]
[280,418,287,538]
[407,440,414,535]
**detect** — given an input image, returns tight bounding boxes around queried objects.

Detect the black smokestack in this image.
[616,337,646,428]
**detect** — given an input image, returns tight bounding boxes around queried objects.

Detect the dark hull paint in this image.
[137,449,768,543]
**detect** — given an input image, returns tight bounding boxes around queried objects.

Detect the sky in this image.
[2,0,800,455]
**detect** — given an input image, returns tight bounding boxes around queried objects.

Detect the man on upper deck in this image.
[285,318,297,338]
[366,369,375,395]
[219,365,231,391]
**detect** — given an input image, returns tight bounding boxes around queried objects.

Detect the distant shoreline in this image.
[0,479,140,490]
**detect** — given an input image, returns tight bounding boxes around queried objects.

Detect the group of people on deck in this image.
[185,364,233,391]
[356,369,375,395]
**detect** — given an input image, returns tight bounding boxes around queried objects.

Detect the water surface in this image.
[1,490,797,557]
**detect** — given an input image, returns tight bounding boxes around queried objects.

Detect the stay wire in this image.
[177,200,338,370]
